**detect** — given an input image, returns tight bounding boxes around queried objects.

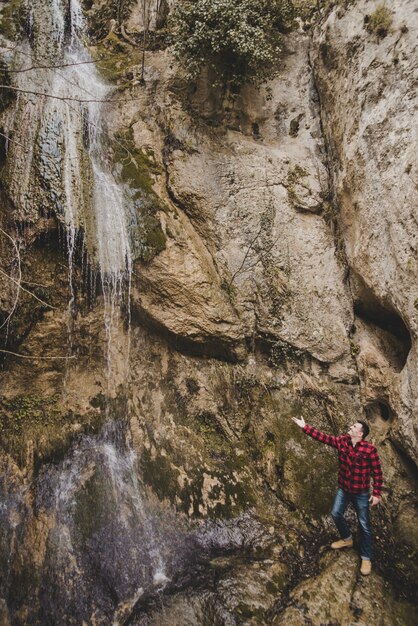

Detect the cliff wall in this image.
[0,1,416,624]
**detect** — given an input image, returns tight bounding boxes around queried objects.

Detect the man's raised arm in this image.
[291,416,339,449]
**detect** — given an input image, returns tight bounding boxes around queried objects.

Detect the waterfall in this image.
[64,0,132,277]
[4,0,133,370]
[1,2,175,619]
[49,430,169,595]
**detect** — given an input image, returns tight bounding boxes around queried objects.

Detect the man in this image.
[292,416,383,576]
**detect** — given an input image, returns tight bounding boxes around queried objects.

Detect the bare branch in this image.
[228,225,263,289]
[21,279,50,288]
[0,228,21,331]
[0,130,27,149]
[0,348,76,360]
[0,84,139,104]
[7,59,99,73]
[0,267,57,309]
[227,229,282,289]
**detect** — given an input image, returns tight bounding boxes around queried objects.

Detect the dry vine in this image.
[0,349,76,360]
[0,227,22,332]
[0,227,59,336]
[227,226,281,289]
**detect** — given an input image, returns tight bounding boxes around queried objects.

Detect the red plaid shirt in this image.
[303,425,383,497]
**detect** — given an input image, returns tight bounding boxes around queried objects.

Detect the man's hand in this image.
[369,495,380,506]
[292,416,306,429]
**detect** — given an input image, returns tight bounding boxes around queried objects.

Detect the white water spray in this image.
[7,0,133,372]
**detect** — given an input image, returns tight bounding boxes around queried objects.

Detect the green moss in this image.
[215,469,256,516]
[89,34,139,84]
[140,448,180,504]
[272,569,288,590]
[140,442,255,519]
[235,603,266,621]
[266,580,279,594]
[111,128,167,262]
[0,0,27,39]
[350,341,360,356]
[113,129,163,195]
[74,472,111,541]
[254,391,339,519]
[0,393,105,468]
[235,603,253,620]
[287,164,310,206]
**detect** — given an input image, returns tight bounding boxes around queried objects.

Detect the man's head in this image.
[348,420,369,439]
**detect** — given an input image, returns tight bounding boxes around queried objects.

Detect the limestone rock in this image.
[131,206,245,357]
[311,0,418,463]
[0,1,417,624]
[157,28,354,366]
[274,551,417,625]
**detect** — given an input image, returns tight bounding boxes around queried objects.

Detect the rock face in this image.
[311,0,418,465]
[0,0,417,624]
[274,550,418,626]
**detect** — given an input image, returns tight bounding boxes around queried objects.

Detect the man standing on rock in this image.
[291,416,383,576]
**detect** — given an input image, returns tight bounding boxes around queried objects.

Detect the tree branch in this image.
[0,349,76,360]
[7,59,98,73]
[0,228,21,331]
[228,225,262,289]
[0,84,138,104]
[0,268,57,309]
[0,130,27,149]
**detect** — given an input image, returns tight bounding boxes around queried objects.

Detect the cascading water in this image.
[1,2,175,619]
[4,0,133,371]
[39,425,171,620]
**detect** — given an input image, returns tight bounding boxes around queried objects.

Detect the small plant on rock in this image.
[365,4,392,39]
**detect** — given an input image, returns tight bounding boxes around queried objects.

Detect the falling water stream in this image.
[4,0,134,373]
[1,1,174,616]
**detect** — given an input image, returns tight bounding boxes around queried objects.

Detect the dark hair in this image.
[357,420,370,439]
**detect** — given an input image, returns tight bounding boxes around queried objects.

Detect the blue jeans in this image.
[331,488,372,560]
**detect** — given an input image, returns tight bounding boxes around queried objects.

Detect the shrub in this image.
[170,0,296,88]
[365,4,392,38]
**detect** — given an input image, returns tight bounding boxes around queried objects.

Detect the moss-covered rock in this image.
[140,443,256,519]
[0,0,28,40]
[73,471,113,541]
[89,33,140,85]
[0,393,105,468]
[111,128,167,262]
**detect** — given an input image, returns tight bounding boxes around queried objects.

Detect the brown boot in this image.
[331,537,353,550]
[360,559,372,576]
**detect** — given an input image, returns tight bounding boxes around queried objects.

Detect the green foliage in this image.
[365,4,392,38]
[170,0,296,88]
